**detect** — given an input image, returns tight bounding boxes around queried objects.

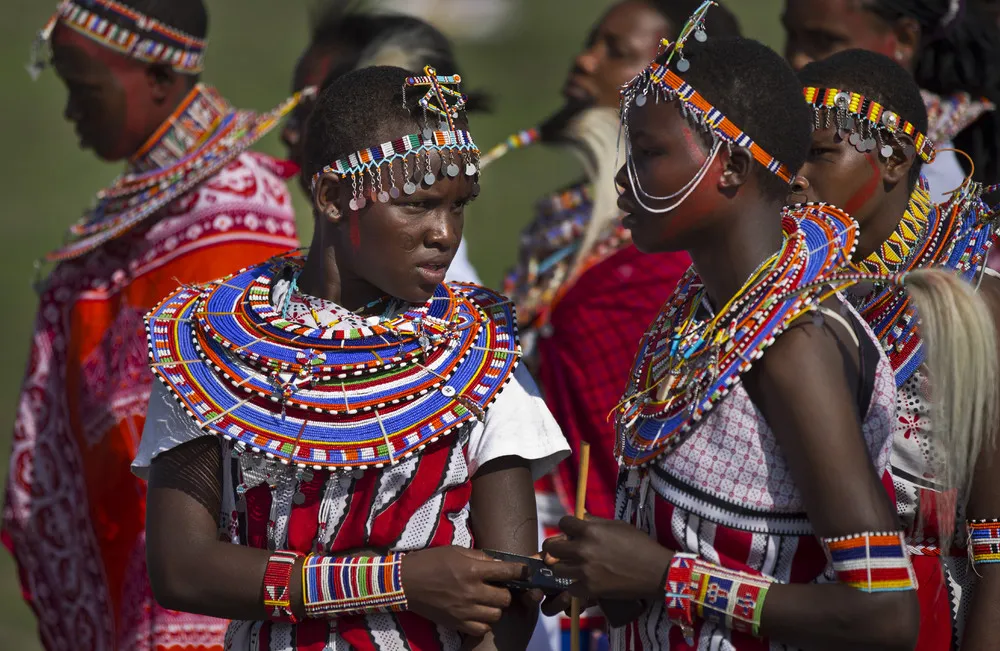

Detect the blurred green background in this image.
[0,1,782,647]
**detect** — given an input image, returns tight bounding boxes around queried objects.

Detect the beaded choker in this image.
[45,84,309,263]
[614,203,859,467]
[803,87,935,163]
[851,177,1000,386]
[29,0,206,80]
[921,90,995,144]
[146,254,521,470]
[311,66,481,210]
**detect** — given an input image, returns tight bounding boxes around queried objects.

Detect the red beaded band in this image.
[665,553,698,643]
[263,550,304,623]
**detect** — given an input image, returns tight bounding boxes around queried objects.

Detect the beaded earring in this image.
[311,66,481,211]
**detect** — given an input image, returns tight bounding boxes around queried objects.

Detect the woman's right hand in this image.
[402,546,529,636]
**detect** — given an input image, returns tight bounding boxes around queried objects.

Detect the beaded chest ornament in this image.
[310,66,480,211]
[146,254,521,472]
[29,0,206,80]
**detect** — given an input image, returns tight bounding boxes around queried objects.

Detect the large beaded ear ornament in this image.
[311,65,480,212]
[620,1,793,215]
[803,87,936,163]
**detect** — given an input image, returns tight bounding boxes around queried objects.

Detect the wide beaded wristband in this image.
[822,531,917,592]
[302,553,408,618]
[968,519,1000,565]
[664,553,698,640]
[263,550,305,623]
[691,559,772,637]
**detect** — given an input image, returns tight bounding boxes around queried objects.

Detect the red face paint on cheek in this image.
[348,211,361,250]
[844,153,881,215]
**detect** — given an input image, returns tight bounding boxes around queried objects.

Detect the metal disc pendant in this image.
[880,144,894,158]
[356,196,367,209]
[424,172,436,186]
[635,94,647,107]
[676,58,690,72]
[849,132,861,146]
[349,198,359,211]
[352,468,365,479]
[378,191,390,203]
[403,182,417,195]
[465,163,477,176]
[389,187,401,199]
[293,492,305,505]
[694,29,707,42]
[447,164,460,177]
[864,137,877,151]
[423,128,433,140]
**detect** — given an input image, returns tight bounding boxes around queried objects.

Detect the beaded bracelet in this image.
[263,550,304,623]
[968,519,1000,565]
[664,553,699,642]
[302,553,408,618]
[822,531,917,592]
[691,558,772,637]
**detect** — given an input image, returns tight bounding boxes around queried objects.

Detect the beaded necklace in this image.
[921,90,995,144]
[851,177,1000,386]
[859,181,932,276]
[614,203,859,467]
[146,254,521,470]
[45,85,309,263]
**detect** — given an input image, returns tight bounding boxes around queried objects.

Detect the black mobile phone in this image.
[482,549,574,594]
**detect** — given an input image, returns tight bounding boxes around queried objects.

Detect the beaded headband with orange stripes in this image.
[28,0,206,80]
[803,87,936,163]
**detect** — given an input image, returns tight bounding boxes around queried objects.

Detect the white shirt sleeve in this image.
[132,381,212,480]
[445,237,482,284]
[466,364,570,480]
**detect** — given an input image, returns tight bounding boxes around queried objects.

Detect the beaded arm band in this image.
[302,553,408,618]
[968,519,1000,565]
[823,531,918,592]
[803,87,935,163]
[665,553,773,639]
[263,550,304,623]
[30,0,206,79]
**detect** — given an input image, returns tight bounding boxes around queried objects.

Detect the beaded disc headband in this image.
[803,87,936,163]
[28,0,206,80]
[311,66,481,211]
[620,2,794,215]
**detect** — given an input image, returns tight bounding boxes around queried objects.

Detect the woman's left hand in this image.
[541,515,673,601]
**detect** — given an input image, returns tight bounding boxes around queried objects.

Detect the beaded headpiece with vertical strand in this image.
[803,87,936,163]
[28,0,207,80]
[311,65,481,211]
[620,1,794,215]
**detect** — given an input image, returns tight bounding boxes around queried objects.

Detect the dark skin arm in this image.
[955,274,1000,651]
[543,311,919,650]
[464,456,540,651]
[145,437,528,634]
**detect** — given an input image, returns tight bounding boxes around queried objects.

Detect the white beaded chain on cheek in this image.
[622,91,723,215]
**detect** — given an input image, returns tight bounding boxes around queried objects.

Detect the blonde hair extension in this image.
[903,267,1000,540]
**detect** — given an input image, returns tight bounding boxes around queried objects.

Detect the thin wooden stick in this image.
[571,442,591,651]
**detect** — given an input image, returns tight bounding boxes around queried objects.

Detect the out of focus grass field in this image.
[0,1,782,647]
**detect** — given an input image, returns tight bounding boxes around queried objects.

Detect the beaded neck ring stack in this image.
[620,0,794,216]
[28,0,206,80]
[310,65,481,212]
[803,87,936,163]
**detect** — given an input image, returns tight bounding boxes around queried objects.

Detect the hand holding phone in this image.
[482,549,575,594]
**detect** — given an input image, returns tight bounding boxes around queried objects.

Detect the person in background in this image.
[782,0,1000,203]
[482,2,738,650]
[794,48,1000,651]
[135,64,568,651]
[2,1,304,650]
[280,1,482,284]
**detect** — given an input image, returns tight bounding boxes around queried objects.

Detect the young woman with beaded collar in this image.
[793,48,1000,651]
[132,65,569,651]
[538,3,996,649]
